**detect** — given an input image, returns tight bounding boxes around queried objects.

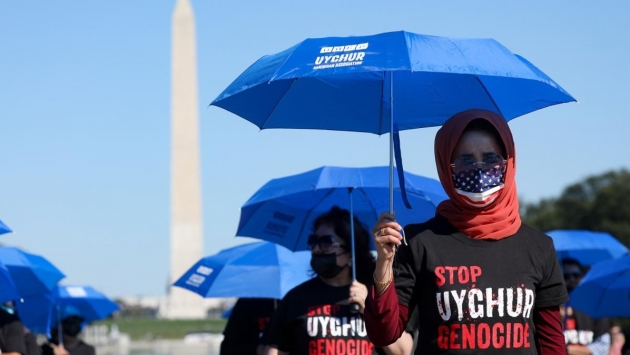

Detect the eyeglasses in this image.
[563,272,582,280]
[307,234,345,252]
[450,154,507,176]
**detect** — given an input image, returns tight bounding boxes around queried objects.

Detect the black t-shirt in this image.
[268,277,377,355]
[220,298,277,355]
[24,332,41,355]
[0,310,27,355]
[563,307,609,346]
[395,215,569,354]
[41,340,95,355]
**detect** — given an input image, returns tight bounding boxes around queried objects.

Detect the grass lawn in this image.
[95,318,227,340]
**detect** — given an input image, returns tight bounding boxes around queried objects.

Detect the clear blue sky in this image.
[1,1,628,298]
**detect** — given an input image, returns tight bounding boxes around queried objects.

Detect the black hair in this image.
[561,257,584,273]
[463,118,506,157]
[312,206,375,285]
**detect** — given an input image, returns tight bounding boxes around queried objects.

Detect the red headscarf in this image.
[434,109,521,240]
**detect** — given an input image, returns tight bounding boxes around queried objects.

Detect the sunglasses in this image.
[307,234,346,252]
[450,154,507,177]
[563,272,582,280]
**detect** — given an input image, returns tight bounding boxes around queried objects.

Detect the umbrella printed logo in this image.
[66,287,88,298]
[263,211,296,238]
[186,274,206,287]
[196,266,213,276]
[314,43,368,70]
[185,266,213,288]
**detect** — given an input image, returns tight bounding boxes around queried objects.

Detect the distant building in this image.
[116,296,233,319]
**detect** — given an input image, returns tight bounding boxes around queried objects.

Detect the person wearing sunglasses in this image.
[561,258,611,355]
[365,109,570,354]
[265,206,414,355]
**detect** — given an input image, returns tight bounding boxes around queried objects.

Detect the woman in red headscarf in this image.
[364,109,568,354]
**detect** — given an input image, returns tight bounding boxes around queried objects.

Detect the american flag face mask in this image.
[451,165,505,208]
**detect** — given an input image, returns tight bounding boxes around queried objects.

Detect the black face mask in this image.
[311,253,345,279]
[62,321,82,337]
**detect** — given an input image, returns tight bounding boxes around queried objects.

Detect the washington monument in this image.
[161,0,205,319]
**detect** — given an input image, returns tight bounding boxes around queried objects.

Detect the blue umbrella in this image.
[0,262,20,304]
[0,247,65,298]
[17,285,120,335]
[237,166,448,252]
[212,30,576,213]
[0,219,12,235]
[568,255,630,318]
[546,230,629,266]
[174,242,312,299]
[53,286,120,323]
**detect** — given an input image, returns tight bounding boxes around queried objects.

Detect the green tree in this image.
[522,169,630,248]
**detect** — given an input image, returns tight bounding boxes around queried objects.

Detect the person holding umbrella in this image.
[365,109,569,354]
[561,258,610,355]
[265,206,413,355]
[41,307,95,355]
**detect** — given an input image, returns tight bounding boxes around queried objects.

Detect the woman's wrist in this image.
[375,259,392,280]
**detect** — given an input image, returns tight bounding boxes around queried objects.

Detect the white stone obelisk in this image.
[161,0,205,319]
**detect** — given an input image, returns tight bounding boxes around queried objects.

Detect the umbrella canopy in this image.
[17,285,120,335]
[212,30,575,215]
[0,247,65,298]
[237,166,447,251]
[569,255,630,318]
[0,262,20,304]
[0,219,12,235]
[174,242,312,299]
[212,30,575,133]
[547,230,629,266]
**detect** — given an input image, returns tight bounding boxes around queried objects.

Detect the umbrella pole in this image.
[389,72,394,215]
[57,305,63,347]
[348,187,360,314]
[348,187,357,281]
[387,72,407,246]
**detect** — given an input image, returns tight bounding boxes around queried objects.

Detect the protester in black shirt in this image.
[221,298,278,355]
[562,258,610,355]
[41,315,95,355]
[265,206,413,355]
[366,109,569,354]
[0,304,27,355]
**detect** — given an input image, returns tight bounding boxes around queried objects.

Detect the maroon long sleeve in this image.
[364,283,410,347]
[534,306,567,355]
